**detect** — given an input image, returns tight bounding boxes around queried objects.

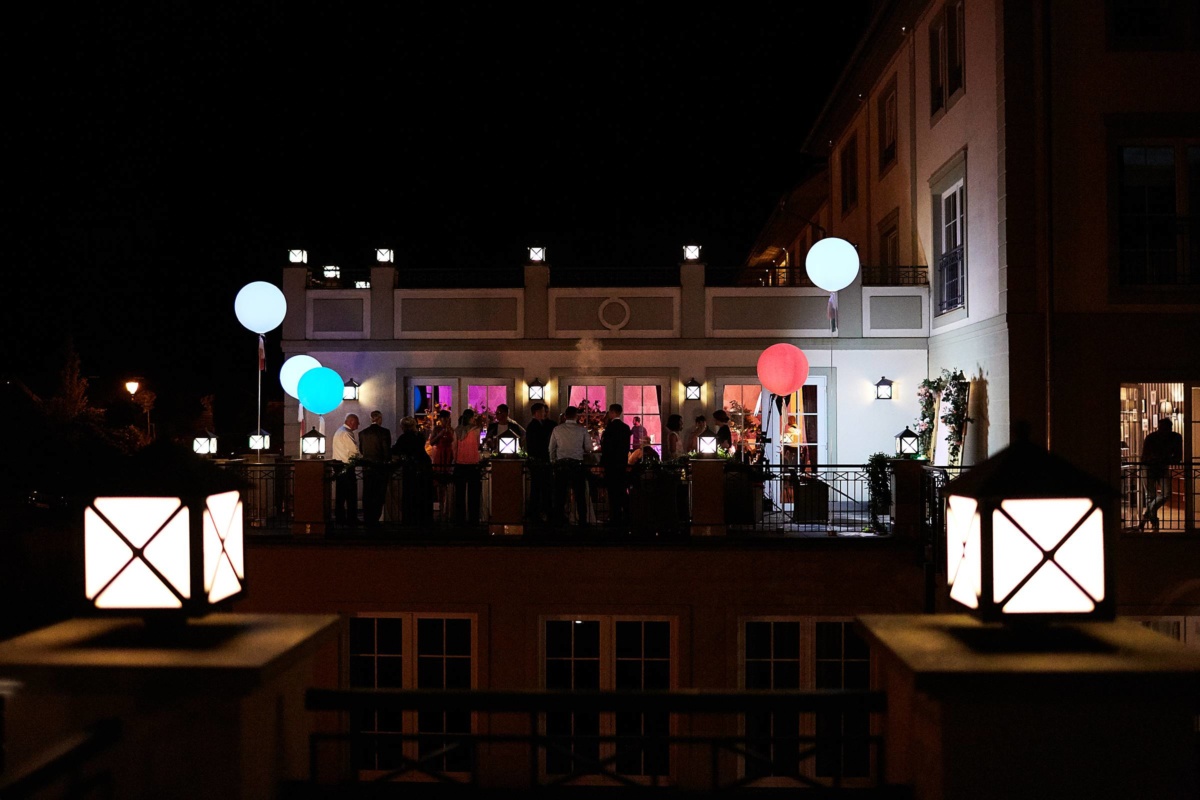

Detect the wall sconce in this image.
[528,246,546,263]
[895,427,920,456]
[288,249,308,263]
[685,377,702,401]
[323,265,341,279]
[683,243,702,261]
[249,429,271,451]
[301,427,326,458]
[376,248,393,263]
[527,378,546,402]
[698,433,719,456]
[875,376,894,400]
[192,432,218,456]
[343,378,360,401]
[498,430,521,456]
[944,433,1115,622]
[83,446,245,614]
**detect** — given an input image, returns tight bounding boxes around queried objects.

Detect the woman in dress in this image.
[664,414,684,461]
[452,409,484,524]
[428,409,455,519]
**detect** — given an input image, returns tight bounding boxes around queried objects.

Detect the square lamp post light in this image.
[376,248,393,263]
[698,433,719,456]
[685,377,702,401]
[249,428,271,451]
[343,378,360,401]
[943,432,1116,622]
[875,376,894,400]
[301,427,326,458]
[895,427,920,457]
[682,243,702,262]
[528,246,546,263]
[192,432,218,456]
[527,377,546,402]
[498,430,521,456]
[83,445,245,615]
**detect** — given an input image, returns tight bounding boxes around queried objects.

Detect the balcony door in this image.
[719,377,828,467]
[563,377,668,450]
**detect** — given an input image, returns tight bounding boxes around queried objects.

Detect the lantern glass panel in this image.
[499,436,519,455]
[249,433,270,450]
[376,248,393,263]
[85,497,191,609]
[288,249,307,263]
[945,495,981,609]
[876,381,893,400]
[993,498,1104,613]
[203,490,244,603]
[528,381,545,401]
[528,247,546,262]
[685,380,702,401]
[699,434,718,455]
[683,245,701,261]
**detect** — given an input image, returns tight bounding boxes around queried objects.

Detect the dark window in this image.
[930,2,965,117]
[840,135,859,214]
[545,620,602,775]
[878,78,898,172]
[744,621,802,779]
[348,616,405,772]
[615,620,671,776]
[814,622,871,779]
[936,179,966,314]
[1117,144,1200,285]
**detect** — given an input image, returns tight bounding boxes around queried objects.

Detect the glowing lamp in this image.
[498,430,521,456]
[125,380,140,397]
[323,265,341,279]
[698,434,719,456]
[875,376,894,400]
[301,427,326,458]
[343,378,360,401]
[288,249,308,263]
[683,244,702,261]
[376,248,394,263]
[528,378,545,402]
[805,237,860,292]
[83,445,245,615]
[943,433,1115,622]
[528,246,546,263]
[684,377,702,401]
[249,429,271,451]
[234,281,287,335]
[354,280,371,289]
[895,427,920,456]
[280,355,321,400]
[756,343,810,397]
[192,432,218,456]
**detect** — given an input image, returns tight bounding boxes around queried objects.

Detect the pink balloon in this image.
[757,343,810,396]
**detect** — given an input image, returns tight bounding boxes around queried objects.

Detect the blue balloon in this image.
[297,367,344,416]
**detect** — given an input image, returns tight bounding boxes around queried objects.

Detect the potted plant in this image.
[865,452,892,534]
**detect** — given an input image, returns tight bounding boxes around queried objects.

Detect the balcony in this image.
[737,265,928,289]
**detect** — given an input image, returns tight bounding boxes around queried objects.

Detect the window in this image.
[1117,144,1200,286]
[622,384,662,447]
[878,77,898,173]
[741,619,872,784]
[840,135,859,214]
[347,614,476,776]
[1107,0,1200,51]
[543,617,674,781]
[929,1,965,118]
[878,209,901,269]
[934,173,966,316]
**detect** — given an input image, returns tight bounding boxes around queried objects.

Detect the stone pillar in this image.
[889,458,925,539]
[292,459,328,535]
[679,260,706,340]
[524,263,549,339]
[488,458,525,535]
[690,458,726,536]
[370,265,394,339]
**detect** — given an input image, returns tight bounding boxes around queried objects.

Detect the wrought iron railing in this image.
[726,465,893,536]
[1120,461,1197,534]
[920,464,967,583]
[304,688,887,790]
[935,246,964,314]
[736,265,929,289]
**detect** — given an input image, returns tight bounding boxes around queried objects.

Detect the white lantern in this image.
[685,377,702,401]
[249,429,271,451]
[698,434,719,456]
[683,244,702,261]
[527,378,545,402]
[498,430,520,456]
[343,378,360,401]
[528,246,546,263]
[895,427,920,456]
[323,265,341,279]
[301,427,326,457]
[192,433,218,456]
[376,248,393,263]
[805,237,860,292]
[944,435,1115,622]
[875,376,894,400]
[288,249,308,263]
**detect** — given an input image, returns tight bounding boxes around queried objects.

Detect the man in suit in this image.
[600,403,632,526]
[485,403,527,451]
[358,410,392,528]
[524,402,557,524]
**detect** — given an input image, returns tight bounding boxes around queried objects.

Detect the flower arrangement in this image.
[914,375,945,457]
[914,368,971,463]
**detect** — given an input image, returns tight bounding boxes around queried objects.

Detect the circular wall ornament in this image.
[598,297,631,331]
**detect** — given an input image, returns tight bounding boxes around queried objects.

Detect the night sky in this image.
[8,3,873,441]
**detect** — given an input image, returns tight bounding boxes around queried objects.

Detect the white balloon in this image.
[234,281,287,334]
[805,237,860,292]
[279,355,322,399]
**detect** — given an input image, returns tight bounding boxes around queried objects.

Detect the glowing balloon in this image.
[297,367,344,416]
[757,343,810,397]
[805,237,860,292]
[279,355,322,400]
[234,282,287,334]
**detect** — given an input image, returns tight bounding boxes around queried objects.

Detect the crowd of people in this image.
[327,401,744,529]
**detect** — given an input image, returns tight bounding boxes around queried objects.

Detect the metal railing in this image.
[1120,461,1197,534]
[935,247,964,314]
[736,265,928,289]
[726,465,893,536]
[920,465,967,583]
[304,688,887,791]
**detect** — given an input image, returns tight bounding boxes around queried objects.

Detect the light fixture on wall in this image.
[527,378,545,402]
[528,246,546,263]
[682,243,702,261]
[301,427,326,458]
[249,429,271,452]
[83,445,245,615]
[875,376,894,400]
[375,248,393,263]
[684,377,702,401]
[192,432,218,456]
[944,431,1115,622]
[895,427,920,456]
[343,378,360,401]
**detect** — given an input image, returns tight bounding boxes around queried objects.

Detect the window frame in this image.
[877,76,898,176]
[840,133,859,216]
[929,1,966,122]
[930,150,968,325]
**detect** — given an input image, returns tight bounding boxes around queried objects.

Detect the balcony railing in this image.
[738,265,928,289]
[1120,461,1198,533]
[304,688,887,791]
[935,247,964,314]
[221,459,895,539]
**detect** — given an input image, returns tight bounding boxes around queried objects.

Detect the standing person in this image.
[549,406,591,526]
[600,403,632,526]
[429,409,455,519]
[358,411,392,529]
[685,414,711,453]
[663,414,684,461]
[629,416,648,447]
[331,413,362,526]
[452,409,484,525]
[525,402,557,524]
[391,416,432,524]
[1139,417,1183,532]
[712,409,733,452]
[485,403,526,451]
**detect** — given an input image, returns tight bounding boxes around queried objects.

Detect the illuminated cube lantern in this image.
[288,249,307,263]
[343,378,360,401]
[684,377,702,401]
[698,433,719,456]
[83,444,245,615]
[682,243,702,261]
[192,432,218,456]
[895,427,919,456]
[498,429,521,456]
[301,426,326,457]
[943,434,1116,622]
[376,248,393,263]
[527,377,545,402]
[528,246,546,263]
[249,428,270,451]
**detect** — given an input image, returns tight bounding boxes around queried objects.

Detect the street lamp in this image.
[125,380,140,397]
[943,433,1115,622]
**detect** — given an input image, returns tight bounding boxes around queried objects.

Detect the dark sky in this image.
[8,3,874,440]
